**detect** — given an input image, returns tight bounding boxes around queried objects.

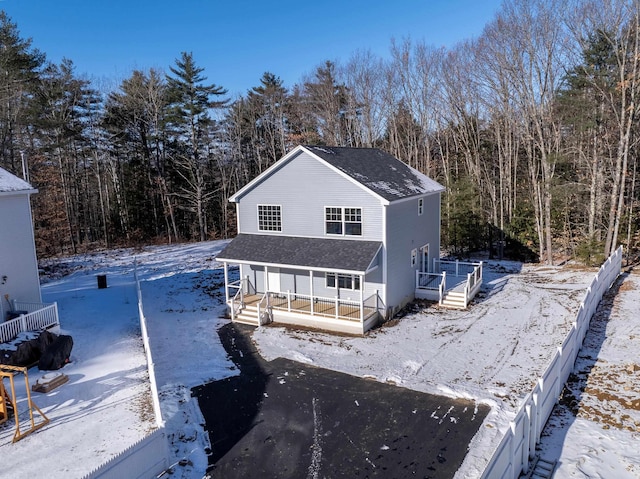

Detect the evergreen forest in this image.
[1,0,639,265]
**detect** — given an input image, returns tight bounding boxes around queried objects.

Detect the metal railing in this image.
[416,271,444,289]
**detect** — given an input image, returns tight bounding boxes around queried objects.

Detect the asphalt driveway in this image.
[193,323,489,478]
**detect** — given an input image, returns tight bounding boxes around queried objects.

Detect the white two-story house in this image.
[217,145,453,335]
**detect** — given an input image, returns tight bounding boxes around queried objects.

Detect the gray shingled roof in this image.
[304,146,444,201]
[0,167,34,193]
[217,234,382,272]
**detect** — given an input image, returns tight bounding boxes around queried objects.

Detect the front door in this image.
[420,244,430,273]
[267,267,280,293]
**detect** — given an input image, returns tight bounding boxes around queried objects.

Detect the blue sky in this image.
[2,0,503,96]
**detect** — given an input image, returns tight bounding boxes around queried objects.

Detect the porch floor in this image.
[445,275,468,293]
[242,294,378,322]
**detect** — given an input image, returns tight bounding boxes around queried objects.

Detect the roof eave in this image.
[216,257,367,276]
[0,188,38,197]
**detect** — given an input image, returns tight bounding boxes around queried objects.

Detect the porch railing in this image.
[416,271,448,306]
[433,259,481,277]
[257,292,272,325]
[463,264,483,309]
[1,302,59,344]
[228,277,255,321]
[416,271,445,289]
[266,290,381,322]
[417,260,483,308]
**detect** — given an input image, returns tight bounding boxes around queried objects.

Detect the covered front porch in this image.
[228,287,382,335]
[217,234,385,335]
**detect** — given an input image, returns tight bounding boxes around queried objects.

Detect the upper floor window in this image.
[325,207,362,236]
[418,198,424,216]
[258,204,281,231]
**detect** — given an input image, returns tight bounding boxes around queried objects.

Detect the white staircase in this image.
[440,290,467,309]
[234,303,260,326]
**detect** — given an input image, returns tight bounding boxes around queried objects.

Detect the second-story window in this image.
[325,207,362,236]
[418,198,424,216]
[325,207,343,235]
[258,204,281,231]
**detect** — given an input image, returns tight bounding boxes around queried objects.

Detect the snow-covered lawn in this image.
[1,260,154,478]
[1,240,635,478]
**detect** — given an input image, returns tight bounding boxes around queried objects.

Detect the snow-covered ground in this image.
[538,269,640,478]
[1,240,636,478]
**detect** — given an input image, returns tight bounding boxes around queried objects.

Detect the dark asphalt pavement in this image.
[193,323,489,479]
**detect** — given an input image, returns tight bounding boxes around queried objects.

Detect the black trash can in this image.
[97,274,107,289]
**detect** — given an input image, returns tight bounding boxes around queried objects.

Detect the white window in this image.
[325,207,362,236]
[325,207,343,235]
[258,204,281,231]
[411,248,417,267]
[418,198,424,216]
[326,273,361,290]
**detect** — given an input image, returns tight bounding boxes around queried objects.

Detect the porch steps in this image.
[440,291,467,309]
[235,304,260,326]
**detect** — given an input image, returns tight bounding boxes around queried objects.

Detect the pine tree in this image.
[165,52,228,241]
[0,11,45,172]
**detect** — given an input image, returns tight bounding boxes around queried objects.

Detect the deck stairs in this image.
[234,303,261,326]
[524,456,557,479]
[440,290,467,309]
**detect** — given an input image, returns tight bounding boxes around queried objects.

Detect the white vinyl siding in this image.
[0,193,42,316]
[236,151,382,240]
[385,193,441,312]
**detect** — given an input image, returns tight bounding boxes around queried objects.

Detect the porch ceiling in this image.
[217,234,382,273]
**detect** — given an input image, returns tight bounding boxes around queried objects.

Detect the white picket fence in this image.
[80,428,168,479]
[480,246,624,479]
[0,301,59,344]
[82,264,168,479]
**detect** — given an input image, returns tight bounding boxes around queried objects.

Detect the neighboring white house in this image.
[0,167,41,321]
[217,145,454,335]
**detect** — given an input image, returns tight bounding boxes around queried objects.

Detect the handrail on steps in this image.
[230,286,244,321]
[257,291,272,325]
[438,271,447,306]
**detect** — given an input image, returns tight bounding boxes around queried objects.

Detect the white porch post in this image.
[265,265,269,292]
[223,262,229,302]
[309,270,314,315]
[359,274,364,321]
